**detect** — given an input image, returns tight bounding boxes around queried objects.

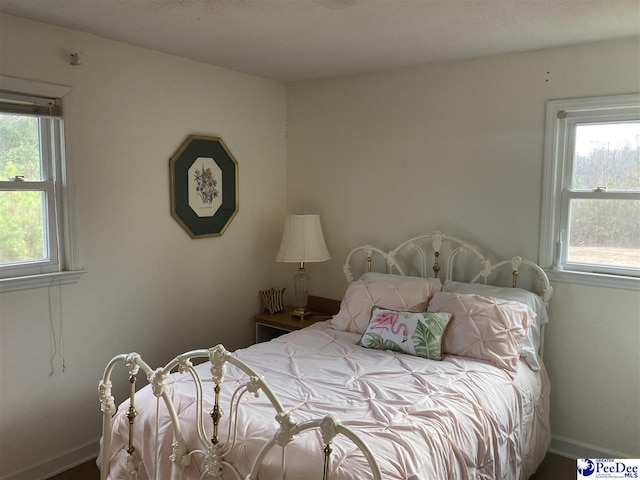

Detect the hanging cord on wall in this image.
[48,282,66,375]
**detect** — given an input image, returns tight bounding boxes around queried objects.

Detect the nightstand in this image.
[253,296,340,343]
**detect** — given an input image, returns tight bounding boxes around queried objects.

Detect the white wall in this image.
[0,12,638,477]
[0,14,287,479]
[285,38,640,458]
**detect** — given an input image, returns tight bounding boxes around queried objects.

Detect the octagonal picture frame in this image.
[169,135,238,238]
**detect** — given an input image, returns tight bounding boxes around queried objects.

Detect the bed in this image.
[98,231,553,479]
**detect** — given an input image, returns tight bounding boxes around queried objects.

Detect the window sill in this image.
[546,269,639,291]
[0,270,86,293]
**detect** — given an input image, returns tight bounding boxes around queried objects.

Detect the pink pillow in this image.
[331,280,436,334]
[427,292,535,376]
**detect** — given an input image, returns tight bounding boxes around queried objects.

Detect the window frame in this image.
[0,75,84,293]
[540,94,640,290]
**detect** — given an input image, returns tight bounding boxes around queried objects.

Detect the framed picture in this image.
[170,135,238,238]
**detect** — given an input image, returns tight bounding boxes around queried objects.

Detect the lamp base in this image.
[291,263,311,319]
[290,307,312,319]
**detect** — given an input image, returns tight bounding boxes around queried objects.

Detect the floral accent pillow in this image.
[358,307,452,360]
[330,280,436,334]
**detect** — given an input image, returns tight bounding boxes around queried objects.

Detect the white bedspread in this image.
[103,321,550,479]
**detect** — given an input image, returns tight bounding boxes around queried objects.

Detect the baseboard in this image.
[550,434,636,460]
[2,434,632,479]
[1,438,99,480]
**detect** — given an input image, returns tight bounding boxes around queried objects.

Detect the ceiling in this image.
[0,0,638,82]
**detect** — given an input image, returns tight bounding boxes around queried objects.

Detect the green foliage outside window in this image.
[0,114,45,264]
[568,126,640,268]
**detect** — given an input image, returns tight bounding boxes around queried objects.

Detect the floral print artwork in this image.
[187,157,223,219]
[358,307,451,360]
[193,165,219,205]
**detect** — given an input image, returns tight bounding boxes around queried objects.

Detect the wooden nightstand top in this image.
[253,296,340,343]
[254,306,333,332]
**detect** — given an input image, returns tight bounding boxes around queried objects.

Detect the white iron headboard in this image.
[343,231,553,305]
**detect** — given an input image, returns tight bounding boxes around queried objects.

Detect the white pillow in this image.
[442,280,548,371]
[359,272,442,290]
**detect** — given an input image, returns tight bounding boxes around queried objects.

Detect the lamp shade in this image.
[276,215,331,263]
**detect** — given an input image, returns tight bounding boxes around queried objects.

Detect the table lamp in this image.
[276,214,331,318]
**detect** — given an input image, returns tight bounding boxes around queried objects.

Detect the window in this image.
[0,76,83,292]
[540,94,640,288]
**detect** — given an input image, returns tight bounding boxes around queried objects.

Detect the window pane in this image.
[0,190,46,265]
[0,113,41,181]
[567,199,640,268]
[573,122,640,191]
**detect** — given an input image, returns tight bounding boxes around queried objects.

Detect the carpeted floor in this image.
[48,452,576,479]
[47,459,99,480]
[530,452,576,479]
